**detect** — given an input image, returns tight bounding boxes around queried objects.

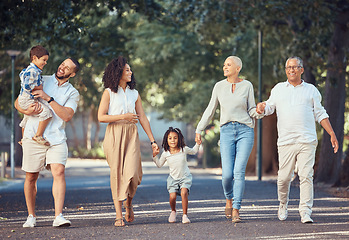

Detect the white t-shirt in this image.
[153,144,199,180]
[23,74,79,145]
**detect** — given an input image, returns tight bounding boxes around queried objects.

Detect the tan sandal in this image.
[225,207,232,219]
[32,135,50,146]
[114,218,125,227]
[232,209,241,223]
[123,202,134,223]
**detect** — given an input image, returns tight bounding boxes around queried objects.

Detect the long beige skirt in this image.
[103,120,142,201]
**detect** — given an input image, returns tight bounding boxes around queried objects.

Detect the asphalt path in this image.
[0,159,348,239]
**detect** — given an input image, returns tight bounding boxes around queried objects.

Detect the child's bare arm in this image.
[32,85,43,91]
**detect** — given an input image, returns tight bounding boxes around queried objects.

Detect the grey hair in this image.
[227,56,242,71]
[285,56,303,68]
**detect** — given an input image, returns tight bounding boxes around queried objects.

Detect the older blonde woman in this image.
[195,56,263,223]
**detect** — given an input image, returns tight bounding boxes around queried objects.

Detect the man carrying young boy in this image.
[15,57,80,228]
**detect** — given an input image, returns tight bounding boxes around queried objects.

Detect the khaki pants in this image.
[277,141,317,216]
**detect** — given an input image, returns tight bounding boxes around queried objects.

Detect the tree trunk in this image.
[303,59,316,86]
[94,119,100,147]
[86,109,93,151]
[68,118,80,149]
[246,113,278,175]
[315,9,349,185]
[81,111,87,149]
[340,149,349,186]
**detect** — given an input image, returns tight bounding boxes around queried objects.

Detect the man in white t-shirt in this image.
[15,58,80,228]
[257,56,338,224]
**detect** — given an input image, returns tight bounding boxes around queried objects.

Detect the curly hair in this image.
[162,127,186,152]
[102,56,136,93]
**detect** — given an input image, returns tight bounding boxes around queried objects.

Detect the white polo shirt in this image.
[264,80,328,146]
[23,74,80,145]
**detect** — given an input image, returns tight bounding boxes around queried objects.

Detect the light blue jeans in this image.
[220,122,254,210]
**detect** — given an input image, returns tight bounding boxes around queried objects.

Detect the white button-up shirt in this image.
[107,87,138,115]
[23,74,80,145]
[264,80,328,146]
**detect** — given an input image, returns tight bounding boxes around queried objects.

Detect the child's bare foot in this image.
[32,135,50,146]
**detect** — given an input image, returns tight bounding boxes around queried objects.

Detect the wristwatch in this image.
[150,141,157,145]
[47,97,54,103]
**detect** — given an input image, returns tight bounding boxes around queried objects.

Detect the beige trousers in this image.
[277,141,317,216]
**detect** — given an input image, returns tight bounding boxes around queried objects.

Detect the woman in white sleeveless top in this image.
[98,56,159,227]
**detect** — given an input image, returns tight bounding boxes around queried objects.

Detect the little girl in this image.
[153,127,200,224]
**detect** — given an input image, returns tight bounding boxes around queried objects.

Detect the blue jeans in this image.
[220,122,254,209]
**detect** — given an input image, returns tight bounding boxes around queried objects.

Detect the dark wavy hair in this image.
[162,127,186,151]
[102,56,136,93]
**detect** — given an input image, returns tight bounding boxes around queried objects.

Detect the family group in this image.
[15,45,338,228]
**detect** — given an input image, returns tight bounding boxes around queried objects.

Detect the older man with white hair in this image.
[257,56,338,223]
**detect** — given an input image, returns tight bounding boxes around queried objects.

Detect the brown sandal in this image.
[114,218,125,227]
[232,209,241,223]
[225,207,233,219]
[124,202,134,223]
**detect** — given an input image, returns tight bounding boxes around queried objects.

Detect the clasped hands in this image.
[256,102,266,114]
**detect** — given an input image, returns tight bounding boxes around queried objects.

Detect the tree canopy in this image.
[0,0,348,185]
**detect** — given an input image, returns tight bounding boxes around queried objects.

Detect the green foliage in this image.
[70,143,105,159]
[0,0,348,171]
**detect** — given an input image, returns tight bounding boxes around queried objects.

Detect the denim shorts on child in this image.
[167,173,192,195]
[22,138,68,172]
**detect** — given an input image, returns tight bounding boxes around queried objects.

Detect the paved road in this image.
[0,159,348,239]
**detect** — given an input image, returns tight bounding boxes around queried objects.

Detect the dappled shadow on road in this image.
[1,161,348,239]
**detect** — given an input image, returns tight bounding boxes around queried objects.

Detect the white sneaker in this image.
[52,213,71,227]
[168,211,177,223]
[278,203,288,221]
[23,214,36,228]
[182,214,191,224]
[301,213,313,224]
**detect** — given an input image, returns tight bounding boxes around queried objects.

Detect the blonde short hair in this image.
[227,56,242,71]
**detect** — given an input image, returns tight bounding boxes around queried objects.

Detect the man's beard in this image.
[55,71,71,80]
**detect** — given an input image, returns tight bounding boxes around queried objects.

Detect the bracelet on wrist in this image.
[150,141,157,145]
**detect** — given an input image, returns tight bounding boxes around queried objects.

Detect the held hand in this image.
[195,133,202,145]
[256,102,266,114]
[151,143,159,157]
[31,89,49,101]
[330,133,339,153]
[32,85,43,91]
[151,142,159,151]
[26,102,42,115]
[152,146,160,157]
[124,113,139,123]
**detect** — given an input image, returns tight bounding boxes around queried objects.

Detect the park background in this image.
[0,0,348,188]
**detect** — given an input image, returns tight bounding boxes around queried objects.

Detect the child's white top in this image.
[107,86,138,115]
[153,144,200,180]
